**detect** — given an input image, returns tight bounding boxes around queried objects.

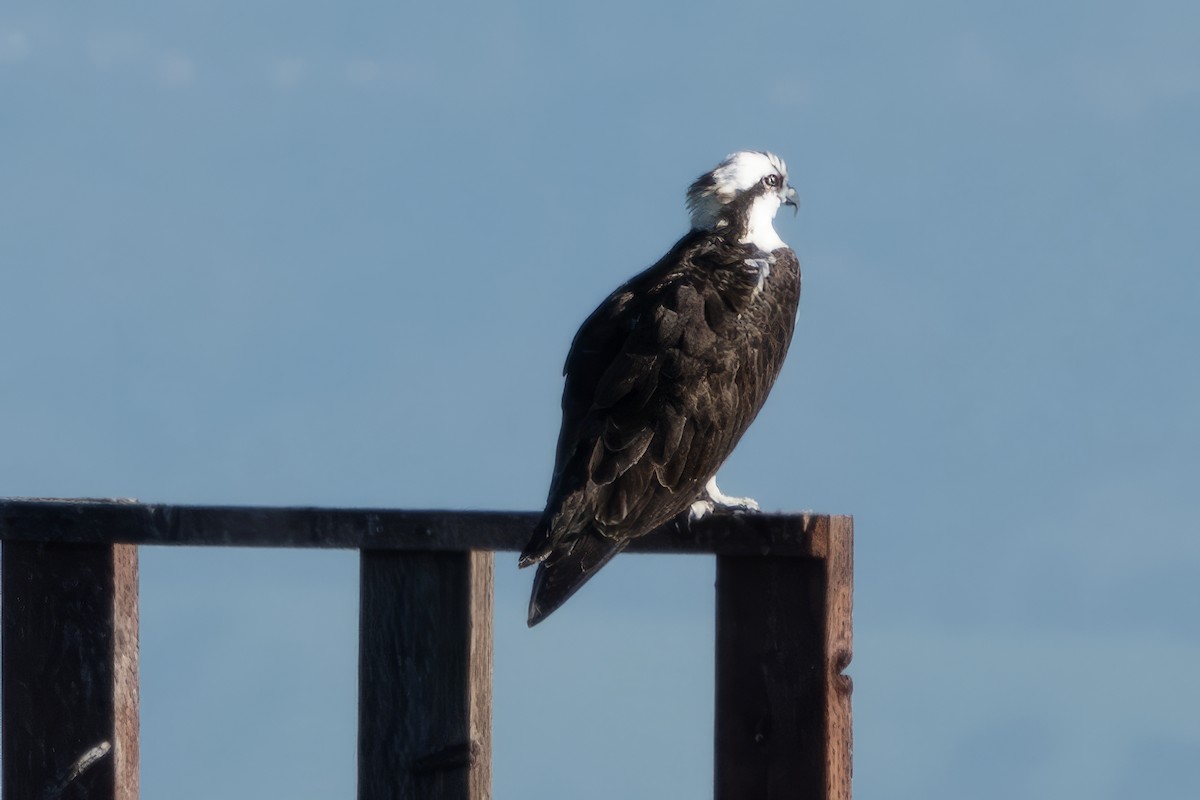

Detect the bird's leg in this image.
[688,476,761,520]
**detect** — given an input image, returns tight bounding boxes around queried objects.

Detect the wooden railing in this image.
[0,499,853,799]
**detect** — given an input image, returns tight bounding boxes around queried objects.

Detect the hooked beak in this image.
[783,185,799,216]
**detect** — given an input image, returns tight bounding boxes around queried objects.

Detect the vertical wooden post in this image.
[2,541,141,800]
[714,516,853,800]
[358,550,493,800]
[822,516,854,800]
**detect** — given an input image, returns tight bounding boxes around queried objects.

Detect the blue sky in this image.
[2,1,1198,797]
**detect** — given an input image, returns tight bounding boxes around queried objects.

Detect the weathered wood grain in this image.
[2,541,140,800]
[824,516,854,800]
[358,550,493,800]
[0,499,845,558]
[714,515,854,800]
[0,499,851,799]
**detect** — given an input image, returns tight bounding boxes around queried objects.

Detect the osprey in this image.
[520,151,801,626]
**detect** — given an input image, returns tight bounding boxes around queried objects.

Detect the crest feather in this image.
[686,151,789,231]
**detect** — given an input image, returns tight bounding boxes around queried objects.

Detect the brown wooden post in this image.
[714,515,853,800]
[2,541,140,800]
[357,550,493,800]
[822,516,854,800]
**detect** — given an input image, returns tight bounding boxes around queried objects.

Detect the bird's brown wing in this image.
[521,237,800,625]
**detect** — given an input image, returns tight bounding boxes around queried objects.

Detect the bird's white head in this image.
[686,151,798,252]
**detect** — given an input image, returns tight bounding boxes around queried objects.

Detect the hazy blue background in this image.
[3,1,1198,797]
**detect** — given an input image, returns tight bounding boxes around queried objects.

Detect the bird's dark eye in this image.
[763,174,781,188]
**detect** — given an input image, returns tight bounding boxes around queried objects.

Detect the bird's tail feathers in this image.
[527,532,628,627]
[518,518,554,568]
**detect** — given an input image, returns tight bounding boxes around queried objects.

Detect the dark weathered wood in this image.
[0,499,845,558]
[714,515,853,800]
[0,499,852,798]
[3,541,140,800]
[358,550,493,800]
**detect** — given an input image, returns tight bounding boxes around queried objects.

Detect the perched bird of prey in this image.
[520,151,801,626]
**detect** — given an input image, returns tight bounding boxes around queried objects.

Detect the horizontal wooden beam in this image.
[0,499,846,558]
